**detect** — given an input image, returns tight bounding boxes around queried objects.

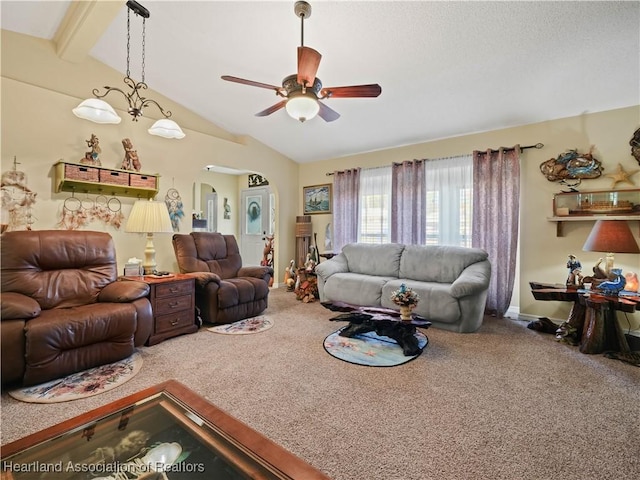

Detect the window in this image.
[358,166,391,244]
[357,155,472,246]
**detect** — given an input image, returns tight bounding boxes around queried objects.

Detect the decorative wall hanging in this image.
[248,174,269,187]
[57,193,123,230]
[303,184,332,214]
[1,157,37,232]
[223,197,231,219]
[80,134,102,166]
[164,188,184,231]
[604,163,639,188]
[121,138,142,171]
[539,147,602,182]
[630,127,640,165]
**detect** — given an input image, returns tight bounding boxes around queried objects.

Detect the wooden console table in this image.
[530,282,639,354]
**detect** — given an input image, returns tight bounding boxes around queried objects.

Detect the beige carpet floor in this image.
[2,288,639,479]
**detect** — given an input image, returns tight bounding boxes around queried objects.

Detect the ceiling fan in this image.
[221,1,382,123]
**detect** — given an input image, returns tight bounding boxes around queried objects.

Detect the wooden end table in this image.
[530,281,639,354]
[122,274,197,346]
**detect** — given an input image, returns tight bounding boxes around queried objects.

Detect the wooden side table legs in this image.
[555,301,586,345]
[580,300,631,354]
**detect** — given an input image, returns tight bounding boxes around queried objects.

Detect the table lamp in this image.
[582,220,640,274]
[125,199,174,274]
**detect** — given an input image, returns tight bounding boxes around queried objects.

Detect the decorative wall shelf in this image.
[548,188,640,236]
[54,161,159,199]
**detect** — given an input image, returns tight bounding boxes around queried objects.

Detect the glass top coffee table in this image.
[1,380,329,480]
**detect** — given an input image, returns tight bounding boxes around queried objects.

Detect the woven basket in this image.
[65,164,99,183]
[129,173,157,189]
[99,170,129,186]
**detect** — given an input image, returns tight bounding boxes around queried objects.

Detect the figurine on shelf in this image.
[81,134,101,166]
[121,138,141,171]
[565,254,583,286]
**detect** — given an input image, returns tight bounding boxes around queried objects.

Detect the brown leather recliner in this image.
[1,230,153,387]
[172,232,273,324]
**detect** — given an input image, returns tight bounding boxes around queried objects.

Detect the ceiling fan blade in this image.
[221,75,281,92]
[297,46,322,87]
[255,100,287,117]
[320,84,382,98]
[317,101,340,122]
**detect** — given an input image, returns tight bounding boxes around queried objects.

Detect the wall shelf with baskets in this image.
[54,161,159,199]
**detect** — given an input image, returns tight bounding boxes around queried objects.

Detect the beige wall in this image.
[1,30,296,283]
[299,106,640,331]
[3,29,638,331]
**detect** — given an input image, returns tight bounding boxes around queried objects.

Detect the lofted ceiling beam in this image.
[53,0,124,63]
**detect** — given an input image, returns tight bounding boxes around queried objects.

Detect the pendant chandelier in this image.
[72,1,185,139]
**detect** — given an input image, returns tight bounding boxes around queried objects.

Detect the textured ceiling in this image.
[2,1,639,163]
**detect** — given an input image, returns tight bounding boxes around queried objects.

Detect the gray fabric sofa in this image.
[315,243,491,333]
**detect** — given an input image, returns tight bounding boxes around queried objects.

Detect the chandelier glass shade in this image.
[72,98,122,124]
[72,1,184,139]
[285,92,319,122]
[148,119,186,139]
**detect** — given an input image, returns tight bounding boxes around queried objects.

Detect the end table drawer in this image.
[156,280,193,298]
[155,312,194,334]
[155,294,193,315]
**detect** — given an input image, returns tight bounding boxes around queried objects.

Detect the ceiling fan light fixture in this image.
[286,92,319,122]
[148,119,186,139]
[72,98,122,124]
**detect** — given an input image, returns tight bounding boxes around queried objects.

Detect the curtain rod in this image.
[325,143,544,176]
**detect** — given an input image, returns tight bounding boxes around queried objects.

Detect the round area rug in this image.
[324,328,428,367]
[8,352,143,404]
[207,316,274,335]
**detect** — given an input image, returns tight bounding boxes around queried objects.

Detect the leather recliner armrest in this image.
[238,266,273,280]
[99,281,150,303]
[1,292,41,320]
[184,272,221,288]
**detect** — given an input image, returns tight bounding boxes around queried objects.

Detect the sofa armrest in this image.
[1,292,41,320]
[238,266,273,282]
[315,253,349,281]
[450,260,492,299]
[184,272,221,288]
[99,281,150,303]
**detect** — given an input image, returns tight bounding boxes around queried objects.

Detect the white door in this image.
[240,187,271,266]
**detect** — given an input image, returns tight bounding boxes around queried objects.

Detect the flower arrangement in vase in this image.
[390,283,419,320]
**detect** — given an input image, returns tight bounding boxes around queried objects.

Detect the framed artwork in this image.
[303,184,332,215]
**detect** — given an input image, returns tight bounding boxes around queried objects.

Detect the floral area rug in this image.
[324,328,428,367]
[8,352,143,403]
[207,316,274,335]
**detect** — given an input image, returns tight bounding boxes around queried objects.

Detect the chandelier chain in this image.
[126,7,131,78]
[141,18,146,83]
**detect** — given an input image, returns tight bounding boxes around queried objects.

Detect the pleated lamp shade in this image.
[126,200,174,274]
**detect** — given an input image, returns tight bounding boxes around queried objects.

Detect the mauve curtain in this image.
[332,168,361,252]
[391,160,425,244]
[472,146,521,317]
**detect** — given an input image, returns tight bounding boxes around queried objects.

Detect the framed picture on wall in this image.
[303,184,332,215]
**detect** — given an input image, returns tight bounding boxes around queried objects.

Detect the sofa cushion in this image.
[23,303,136,386]
[324,272,396,307]
[399,245,489,283]
[342,243,404,277]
